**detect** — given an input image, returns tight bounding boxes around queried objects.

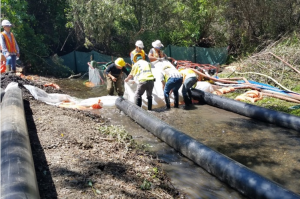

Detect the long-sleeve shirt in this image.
[0,30,20,55]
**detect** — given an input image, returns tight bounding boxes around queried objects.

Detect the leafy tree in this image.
[1,0,72,76]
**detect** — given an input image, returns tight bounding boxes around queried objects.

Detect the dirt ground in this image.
[1,72,186,199]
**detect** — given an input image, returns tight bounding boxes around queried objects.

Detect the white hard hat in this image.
[135,40,144,48]
[152,40,164,49]
[2,20,12,27]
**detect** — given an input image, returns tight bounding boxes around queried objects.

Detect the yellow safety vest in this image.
[130,60,154,82]
[179,69,198,88]
[179,69,198,82]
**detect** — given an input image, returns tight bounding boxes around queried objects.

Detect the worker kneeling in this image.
[124,55,155,110]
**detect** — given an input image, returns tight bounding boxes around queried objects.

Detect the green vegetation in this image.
[223,90,300,117]
[1,0,300,76]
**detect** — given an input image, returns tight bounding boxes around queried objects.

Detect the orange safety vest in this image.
[1,32,17,53]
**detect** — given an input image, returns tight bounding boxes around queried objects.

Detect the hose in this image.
[234,71,295,93]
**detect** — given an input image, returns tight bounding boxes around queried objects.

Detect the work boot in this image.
[174,95,179,108]
[183,96,190,107]
[165,96,170,109]
[136,98,142,107]
[189,97,193,106]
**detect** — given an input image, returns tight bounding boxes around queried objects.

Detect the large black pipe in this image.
[115,97,300,199]
[191,89,300,132]
[1,86,40,199]
[0,88,4,102]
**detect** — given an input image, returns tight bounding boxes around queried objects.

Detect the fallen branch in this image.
[262,92,300,103]
[268,52,300,75]
[261,89,300,101]
[68,73,82,79]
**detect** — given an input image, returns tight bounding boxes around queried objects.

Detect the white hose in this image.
[234,71,295,93]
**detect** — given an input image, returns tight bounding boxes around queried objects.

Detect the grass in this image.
[222,89,300,117]
[218,32,300,117]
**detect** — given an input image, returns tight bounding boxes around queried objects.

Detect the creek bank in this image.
[0,72,186,199]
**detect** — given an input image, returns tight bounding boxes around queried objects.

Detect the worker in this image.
[0,20,20,73]
[160,63,182,109]
[148,40,167,62]
[179,68,198,107]
[124,55,155,110]
[105,58,129,96]
[130,40,149,64]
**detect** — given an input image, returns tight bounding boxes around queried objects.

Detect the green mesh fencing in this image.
[164,45,228,65]
[60,51,76,72]
[58,45,227,73]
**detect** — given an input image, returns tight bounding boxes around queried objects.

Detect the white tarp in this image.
[20,60,214,110]
[123,60,214,109]
[23,84,118,108]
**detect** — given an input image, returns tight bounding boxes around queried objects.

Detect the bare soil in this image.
[1,72,186,199]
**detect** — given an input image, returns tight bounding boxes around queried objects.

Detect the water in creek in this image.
[55,78,300,198]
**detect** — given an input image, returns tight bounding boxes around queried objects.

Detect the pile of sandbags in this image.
[212,87,235,95]
[235,90,263,103]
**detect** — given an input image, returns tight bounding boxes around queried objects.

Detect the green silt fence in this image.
[58,45,228,74]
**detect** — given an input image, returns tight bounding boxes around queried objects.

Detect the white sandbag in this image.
[123,60,183,109]
[98,96,118,107]
[77,96,118,108]
[195,81,215,93]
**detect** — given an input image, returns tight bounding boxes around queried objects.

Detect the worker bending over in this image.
[160,64,183,109]
[124,55,155,110]
[179,68,198,107]
[105,58,129,96]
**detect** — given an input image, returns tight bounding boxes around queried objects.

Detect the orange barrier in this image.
[44,83,60,90]
[84,81,95,87]
[91,99,102,109]
[0,64,6,73]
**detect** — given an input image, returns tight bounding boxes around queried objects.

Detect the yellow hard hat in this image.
[133,53,143,63]
[115,58,126,67]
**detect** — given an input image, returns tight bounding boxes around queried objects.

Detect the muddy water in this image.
[55,78,300,198]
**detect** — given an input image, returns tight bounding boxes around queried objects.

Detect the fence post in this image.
[74,51,78,74]
[168,45,172,58]
[194,46,197,63]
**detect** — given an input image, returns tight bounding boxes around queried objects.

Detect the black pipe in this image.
[115,97,300,199]
[1,86,40,199]
[0,88,4,102]
[191,89,300,132]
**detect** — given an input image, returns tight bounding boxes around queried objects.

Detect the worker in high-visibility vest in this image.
[124,55,155,110]
[179,68,199,107]
[160,64,183,109]
[0,20,20,73]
